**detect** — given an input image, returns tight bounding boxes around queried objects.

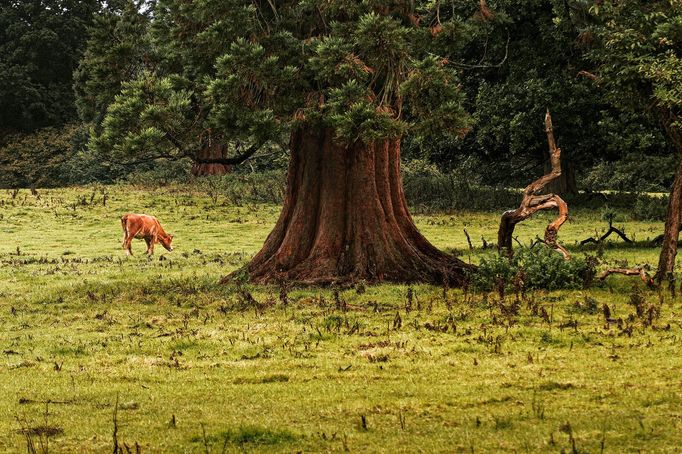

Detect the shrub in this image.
[0,124,80,188]
[583,154,677,193]
[473,248,595,291]
[124,160,193,186]
[194,170,285,205]
[401,159,520,212]
[631,194,668,221]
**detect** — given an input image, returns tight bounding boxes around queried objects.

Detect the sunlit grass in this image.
[1,185,680,452]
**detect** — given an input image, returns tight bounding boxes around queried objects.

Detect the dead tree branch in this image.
[580,219,633,246]
[598,267,656,287]
[498,110,570,259]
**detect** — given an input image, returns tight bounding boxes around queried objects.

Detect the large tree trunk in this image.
[656,157,682,282]
[240,127,472,286]
[191,143,232,176]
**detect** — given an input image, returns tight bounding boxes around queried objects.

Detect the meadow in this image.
[1,184,681,453]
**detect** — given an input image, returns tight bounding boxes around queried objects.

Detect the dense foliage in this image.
[0,0,678,196]
[474,247,595,291]
[0,0,99,134]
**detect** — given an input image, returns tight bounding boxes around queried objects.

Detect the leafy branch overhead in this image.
[85,0,478,171]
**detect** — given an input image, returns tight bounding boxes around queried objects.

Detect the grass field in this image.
[1,185,681,453]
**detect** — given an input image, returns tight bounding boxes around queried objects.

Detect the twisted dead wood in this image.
[498,110,570,259]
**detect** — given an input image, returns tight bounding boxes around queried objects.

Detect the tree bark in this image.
[498,111,570,259]
[236,127,472,285]
[655,109,682,282]
[655,157,682,282]
[191,143,232,176]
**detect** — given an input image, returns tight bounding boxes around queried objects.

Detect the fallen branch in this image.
[598,267,656,287]
[498,110,570,259]
[580,220,633,246]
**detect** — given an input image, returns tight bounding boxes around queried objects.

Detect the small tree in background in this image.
[588,0,682,281]
[88,0,274,176]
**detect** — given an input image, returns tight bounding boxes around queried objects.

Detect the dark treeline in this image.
[0,0,678,193]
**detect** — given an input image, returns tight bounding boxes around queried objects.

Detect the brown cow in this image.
[121,213,174,256]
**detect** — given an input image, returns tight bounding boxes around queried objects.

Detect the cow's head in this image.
[161,234,174,252]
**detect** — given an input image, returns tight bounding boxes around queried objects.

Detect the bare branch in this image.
[598,267,656,287]
[192,142,262,166]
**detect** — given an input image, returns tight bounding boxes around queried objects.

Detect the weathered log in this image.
[598,267,655,287]
[498,110,570,259]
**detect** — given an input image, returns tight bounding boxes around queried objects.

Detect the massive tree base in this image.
[234,128,472,286]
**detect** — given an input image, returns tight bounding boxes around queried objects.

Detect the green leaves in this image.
[92,0,477,160]
[94,72,194,160]
[208,38,297,142]
[204,2,474,144]
[74,0,151,124]
[591,1,682,112]
[644,52,682,113]
[310,37,373,86]
[326,81,405,142]
[401,57,470,141]
[474,248,594,291]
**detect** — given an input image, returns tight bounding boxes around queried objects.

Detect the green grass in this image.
[1,185,681,452]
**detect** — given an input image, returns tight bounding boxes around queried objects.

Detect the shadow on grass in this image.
[191,425,299,447]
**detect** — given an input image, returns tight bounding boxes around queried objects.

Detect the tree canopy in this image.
[0,0,100,134]
[88,0,478,173]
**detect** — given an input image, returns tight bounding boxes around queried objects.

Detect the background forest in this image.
[1,0,677,196]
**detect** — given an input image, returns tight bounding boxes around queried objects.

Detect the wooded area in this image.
[1,0,681,284]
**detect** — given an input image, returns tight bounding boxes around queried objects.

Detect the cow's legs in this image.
[126,235,134,256]
[122,224,130,254]
[147,235,156,255]
[124,227,139,256]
